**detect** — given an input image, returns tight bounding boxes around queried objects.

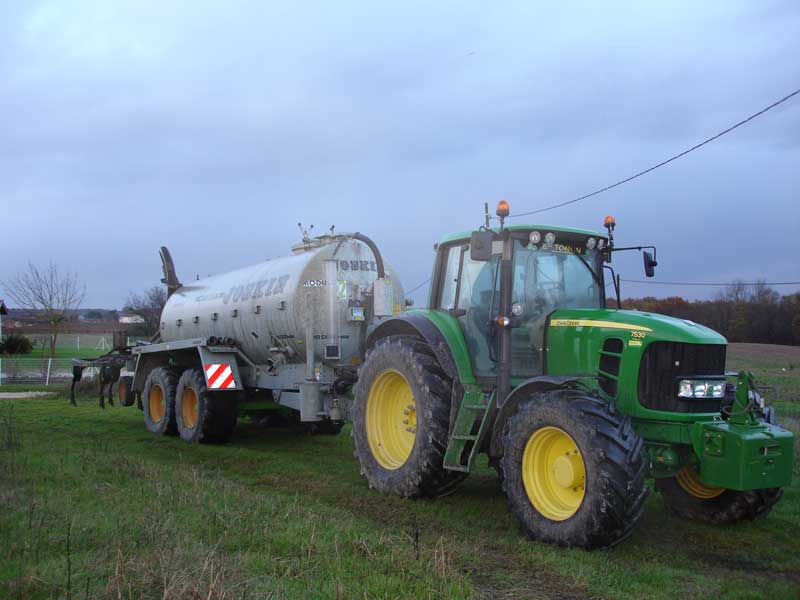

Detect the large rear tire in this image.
[501,390,648,549]
[143,368,178,436]
[175,368,238,444]
[656,466,783,524]
[352,336,466,498]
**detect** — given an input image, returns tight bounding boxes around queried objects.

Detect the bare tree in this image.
[124,286,167,335]
[3,262,86,356]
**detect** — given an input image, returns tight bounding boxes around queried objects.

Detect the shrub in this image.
[0,333,33,355]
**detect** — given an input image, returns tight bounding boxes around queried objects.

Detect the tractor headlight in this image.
[677,379,726,399]
[529,231,541,244]
[586,237,597,250]
[544,232,556,245]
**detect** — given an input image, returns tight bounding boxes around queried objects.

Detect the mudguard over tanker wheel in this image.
[352,336,466,498]
[143,368,178,436]
[655,466,783,524]
[500,390,648,549]
[175,368,238,444]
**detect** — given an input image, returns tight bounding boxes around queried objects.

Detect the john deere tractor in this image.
[352,201,794,549]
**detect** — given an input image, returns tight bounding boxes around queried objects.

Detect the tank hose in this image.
[352,232,386,279]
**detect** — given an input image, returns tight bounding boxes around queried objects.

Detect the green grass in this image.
[1,392,798,600]
[1,343,799,599]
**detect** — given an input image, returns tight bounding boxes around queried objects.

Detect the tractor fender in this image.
[367,314,460,382]
[488,375,595,458]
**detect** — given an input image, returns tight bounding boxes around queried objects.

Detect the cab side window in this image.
[438,246,461,310]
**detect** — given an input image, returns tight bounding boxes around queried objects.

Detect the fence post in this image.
[0,358,3,387]
[46,358,52,387]
[77,335,80,351]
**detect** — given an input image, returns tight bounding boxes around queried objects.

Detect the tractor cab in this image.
[431,223,607,382]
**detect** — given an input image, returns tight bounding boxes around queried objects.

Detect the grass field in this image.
[1,344,799,599]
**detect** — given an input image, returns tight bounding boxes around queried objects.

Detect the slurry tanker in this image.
[78,206,793,549]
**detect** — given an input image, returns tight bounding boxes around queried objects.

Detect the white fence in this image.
[24,334,144,352]
[0,358,99,386]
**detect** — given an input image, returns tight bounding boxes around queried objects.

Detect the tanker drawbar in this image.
[118,231,405,444]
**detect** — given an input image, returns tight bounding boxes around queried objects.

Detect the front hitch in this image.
[689,371,794,491]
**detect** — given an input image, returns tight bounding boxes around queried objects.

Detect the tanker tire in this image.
[117,376,135,407]
[175,368,238,444]
[655,478,783,524]
[143,368,178,436]
[501,390,648,549]
[352,336,467,498]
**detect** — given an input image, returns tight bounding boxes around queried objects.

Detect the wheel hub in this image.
[365,369,416,470]
[182,387,199,429]
[149,384,165,423]
[552,453,584,489]
[522,426,586,521]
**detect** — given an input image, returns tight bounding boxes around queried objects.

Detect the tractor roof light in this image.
[586,237,597,250]
[604,215,616,230]
[529,230,541,244]
[544,232,556,246]
[496,200,510,218]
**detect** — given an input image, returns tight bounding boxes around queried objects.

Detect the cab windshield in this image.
[509,241,602,375]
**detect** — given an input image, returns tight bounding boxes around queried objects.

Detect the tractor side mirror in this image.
[643,250,657,278]
[470,230,494,262]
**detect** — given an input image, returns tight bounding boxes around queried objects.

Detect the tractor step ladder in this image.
[443,386,494,472]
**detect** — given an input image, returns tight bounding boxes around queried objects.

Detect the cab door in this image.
[436,242,500,378]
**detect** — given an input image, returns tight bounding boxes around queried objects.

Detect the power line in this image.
[404,277,431,297]
[512,86,800,218]
[621,279,800,287]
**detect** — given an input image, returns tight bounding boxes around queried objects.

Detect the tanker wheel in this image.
[175,368,238,444]
[117,376,135,407]
[655,465,783,524]
[500,390,648,549]
[143,368,178,436]
[352,336,466,498]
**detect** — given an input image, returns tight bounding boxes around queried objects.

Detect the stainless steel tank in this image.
[159,235,404,368]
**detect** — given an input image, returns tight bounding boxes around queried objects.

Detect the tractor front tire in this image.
[175,368,238,444]
[656,467,783,524]
[501,390,648,549]
[143,368,178,436]
[352,336,466,498]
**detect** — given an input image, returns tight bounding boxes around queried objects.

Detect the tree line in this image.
[623,282,800,346]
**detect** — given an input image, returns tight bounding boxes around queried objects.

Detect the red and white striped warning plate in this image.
[204,363,236,389]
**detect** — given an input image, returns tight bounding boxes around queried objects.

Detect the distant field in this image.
[727,343,800,417]
[0,344,798,599]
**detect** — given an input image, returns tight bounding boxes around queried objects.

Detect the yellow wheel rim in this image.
[366,370,416,470]
[149,384,165,423]
[676,465,725,499]
[522,426,586,521]
[182,387,199,429]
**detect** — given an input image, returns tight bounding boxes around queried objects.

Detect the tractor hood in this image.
[548,308,726,346]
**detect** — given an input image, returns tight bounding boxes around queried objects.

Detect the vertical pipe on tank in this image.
[325,260,339,359]
[305,292,315,380]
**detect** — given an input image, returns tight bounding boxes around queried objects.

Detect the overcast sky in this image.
[1,1,798,308]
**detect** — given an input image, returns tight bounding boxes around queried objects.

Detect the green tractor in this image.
[352,202,794,549]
